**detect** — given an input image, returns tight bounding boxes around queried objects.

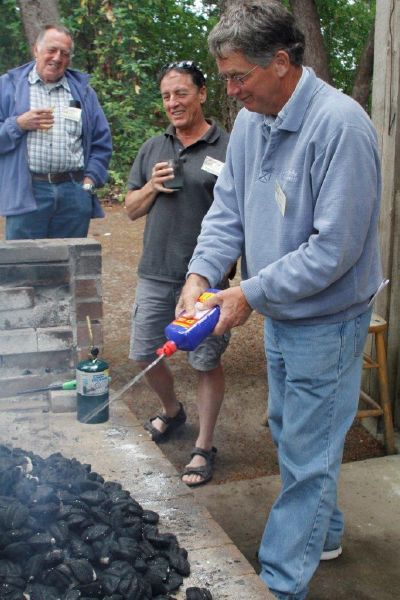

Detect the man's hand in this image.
[125,160,176,220]
[150,161,176,194]
[176,274,210,318]
[202,286,253,335]
[16,108,54,131]
[177,276,253,336]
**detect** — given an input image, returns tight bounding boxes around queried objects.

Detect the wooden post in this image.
[371,0,400,427]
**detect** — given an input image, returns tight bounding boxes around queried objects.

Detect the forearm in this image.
[125,181,158,221]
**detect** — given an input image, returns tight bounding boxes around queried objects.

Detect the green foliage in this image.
[0,0,30,73]
[59,0,219,194]
[315,0,375,94]
[1,0,376,194]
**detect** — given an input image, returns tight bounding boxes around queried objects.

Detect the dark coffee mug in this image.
[164,158,184,190]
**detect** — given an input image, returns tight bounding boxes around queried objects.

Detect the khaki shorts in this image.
[129,278,230,371]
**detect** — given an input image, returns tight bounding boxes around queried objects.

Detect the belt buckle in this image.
[47,173,54,183]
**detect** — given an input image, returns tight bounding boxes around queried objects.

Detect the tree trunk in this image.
[290,0,331,83]
[17,0,61,53]
[352,27,374,109]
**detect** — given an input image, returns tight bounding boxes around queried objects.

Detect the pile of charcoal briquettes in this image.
[0,445,212,600]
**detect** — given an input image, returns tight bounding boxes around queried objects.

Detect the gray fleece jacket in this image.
[188,68,383,323]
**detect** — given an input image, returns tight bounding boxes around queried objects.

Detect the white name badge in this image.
[201,156,225,176]
[275,180,286,216]
[61,106,82,122]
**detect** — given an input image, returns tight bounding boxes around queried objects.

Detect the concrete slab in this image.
[194,454,400,600]
[0,399,272,599]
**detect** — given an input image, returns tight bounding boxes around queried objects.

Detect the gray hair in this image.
[208,0,305,67]
[36,24,74,55]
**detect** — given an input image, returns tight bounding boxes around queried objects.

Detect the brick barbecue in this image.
[0,239,103,399]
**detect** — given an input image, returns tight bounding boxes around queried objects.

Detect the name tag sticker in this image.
[201,156,224,176]
[275,180,286,216]
[61,106,82,122]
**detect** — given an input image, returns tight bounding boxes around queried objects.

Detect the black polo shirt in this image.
[127,120,229,283]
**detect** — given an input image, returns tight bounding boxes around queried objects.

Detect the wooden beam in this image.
[371,0,400,426]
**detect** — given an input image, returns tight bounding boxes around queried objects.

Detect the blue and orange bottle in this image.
[157,289,220,357]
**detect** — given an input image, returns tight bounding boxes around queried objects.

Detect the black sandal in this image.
[144,402,186,443]
[181,446,217,487]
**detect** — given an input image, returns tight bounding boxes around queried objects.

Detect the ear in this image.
[273,50,290,78]
[33,44,39,59]
[199,86,207,104]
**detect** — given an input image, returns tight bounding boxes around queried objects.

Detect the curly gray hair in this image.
[208,0,304,67]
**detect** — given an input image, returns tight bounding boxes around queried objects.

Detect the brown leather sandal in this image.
[181,446,217,487]
[144,402,186,443]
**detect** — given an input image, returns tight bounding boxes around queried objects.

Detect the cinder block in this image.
[49,389,77,413]
[75,278,101,299]
[0,287,34,311]
[0,264,70,287]
[0,372,73,399]
[74,254,102,277]
[0,240,70,264]
[70,240,101,256]
[76,301,103,321]
[0,300,71,330]
[0,329,37,354]
[37,327,74,351]
[0,350,75,370]
[77,321,103,348]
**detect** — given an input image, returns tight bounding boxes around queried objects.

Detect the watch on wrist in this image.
[83,182,95,193]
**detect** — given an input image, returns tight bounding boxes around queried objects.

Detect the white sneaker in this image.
[320,546,343,561]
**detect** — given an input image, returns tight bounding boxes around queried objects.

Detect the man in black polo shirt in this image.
[125,61,230,487]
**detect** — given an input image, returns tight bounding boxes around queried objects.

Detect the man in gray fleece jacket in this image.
[177,2,383,599]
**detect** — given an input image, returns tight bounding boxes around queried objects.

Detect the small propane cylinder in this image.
[76,347,109,424]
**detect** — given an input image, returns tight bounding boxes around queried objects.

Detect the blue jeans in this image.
[5,179,93,239]
[259,309,372,600]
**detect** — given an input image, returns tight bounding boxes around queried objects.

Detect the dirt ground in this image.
[88,204,385,484]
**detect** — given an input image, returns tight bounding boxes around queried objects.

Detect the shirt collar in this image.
[165,119,220,144]
[28,64,70,91]
[263,66,309,130]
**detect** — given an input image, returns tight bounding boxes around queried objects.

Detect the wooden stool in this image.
[358,313,397,454]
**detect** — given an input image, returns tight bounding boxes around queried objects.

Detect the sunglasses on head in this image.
[161,61,206,85]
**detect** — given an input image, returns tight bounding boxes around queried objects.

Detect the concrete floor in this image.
[194,453,400,599]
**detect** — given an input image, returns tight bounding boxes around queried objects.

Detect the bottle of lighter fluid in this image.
[157,289,220,357]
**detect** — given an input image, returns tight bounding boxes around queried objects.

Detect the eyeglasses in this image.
[218,64,258,86]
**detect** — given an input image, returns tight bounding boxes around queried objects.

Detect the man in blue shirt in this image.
[0,24,112,239]
[178,1,383,598]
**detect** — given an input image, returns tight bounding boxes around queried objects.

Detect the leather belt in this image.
[31,171,84,184]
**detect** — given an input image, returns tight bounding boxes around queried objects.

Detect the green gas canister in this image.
[76,348,109,424]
